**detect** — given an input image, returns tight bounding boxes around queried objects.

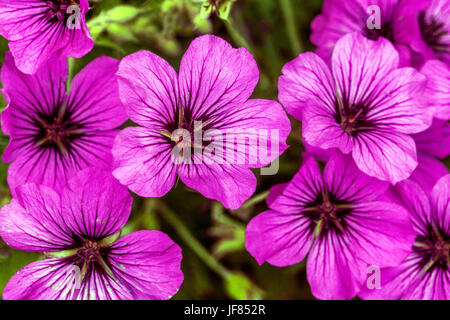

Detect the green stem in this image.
[157,200,230,279]
[224,18,251,50]
[67,57,76,92]
[239,190,270,210]
[280,0,303,55]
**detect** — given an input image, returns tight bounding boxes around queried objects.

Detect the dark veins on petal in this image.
[419,11,449,54]
[54,236,142,299]
[53,237,123,299]
[414,224,450,273]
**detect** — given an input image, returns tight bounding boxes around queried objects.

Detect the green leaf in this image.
[0,250,41,296]
[224,272,264,300]
[87,5,140,39]
[103,5,140,22]
[107,23,137,41]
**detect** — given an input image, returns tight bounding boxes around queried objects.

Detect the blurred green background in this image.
[1,0,446,300]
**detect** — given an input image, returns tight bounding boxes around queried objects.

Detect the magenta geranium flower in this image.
[279,32,432,184]
[1,51,127,195]
[0,0,93,74]
[112,35,290,210]
[245,152,415,300]
[359,175,450,300]
[310,0,420,65]
[397,0,450,67]
[0,168,183,300]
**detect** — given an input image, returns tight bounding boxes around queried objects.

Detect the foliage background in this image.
[0,0,447,300]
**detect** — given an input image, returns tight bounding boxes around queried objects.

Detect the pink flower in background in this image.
[421,60,450,120]
[310,0,418,65]
[1,51,127,195]
[279,33,432,184]
[410,120,450,193]
[245,152,415,300]
[0,168,183,300]
[0,0,94,74]
[398,0,450,67]
[360,175,450,300]
[112,35,290,210]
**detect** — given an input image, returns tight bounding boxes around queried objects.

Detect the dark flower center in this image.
[414,225,450,273]
[419,11,449,53]
[334,98,373,137]
[161,107,216,159]
[46,0,79,22]
[33,106,84,156]
[76,240,103,263]
[365,22,395,42]
[304,193,352,237]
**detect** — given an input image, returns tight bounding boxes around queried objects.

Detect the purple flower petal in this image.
[332,34,431,135]
[345,201,415,267]
[401,0,450,67]
[107,230,183,300]
[68,57,127,130]
[302,102,354,154]
[431,174,450,234]
[245,210,314,267]
[352,130,418,184]
[360,250,450,300]
[267,156,323,213]
[358,253,422,300]
[0,184,72,251]
[1,52,67,160]
[178,35,259,120]
[310,0,364,60]
[112,127,177,198]
[410,154,449,194]
[281,32,430,184]
[310,0,420,66]
[210,98,291,168]
[178,163,257,210]
[113,35,289,208]
[361,175,450,300]
[323,152,389,202]
[278,52,335,121]
[414,119,450,159]
[2,231,183,300]
[421,60,450,120]
[61,168,133,239]
[2,258,87,300]
[1,52,125,194]
[307,235,365,300]
[116,50,179,128]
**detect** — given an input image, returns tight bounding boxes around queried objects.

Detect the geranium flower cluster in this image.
[0,0,448,300]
